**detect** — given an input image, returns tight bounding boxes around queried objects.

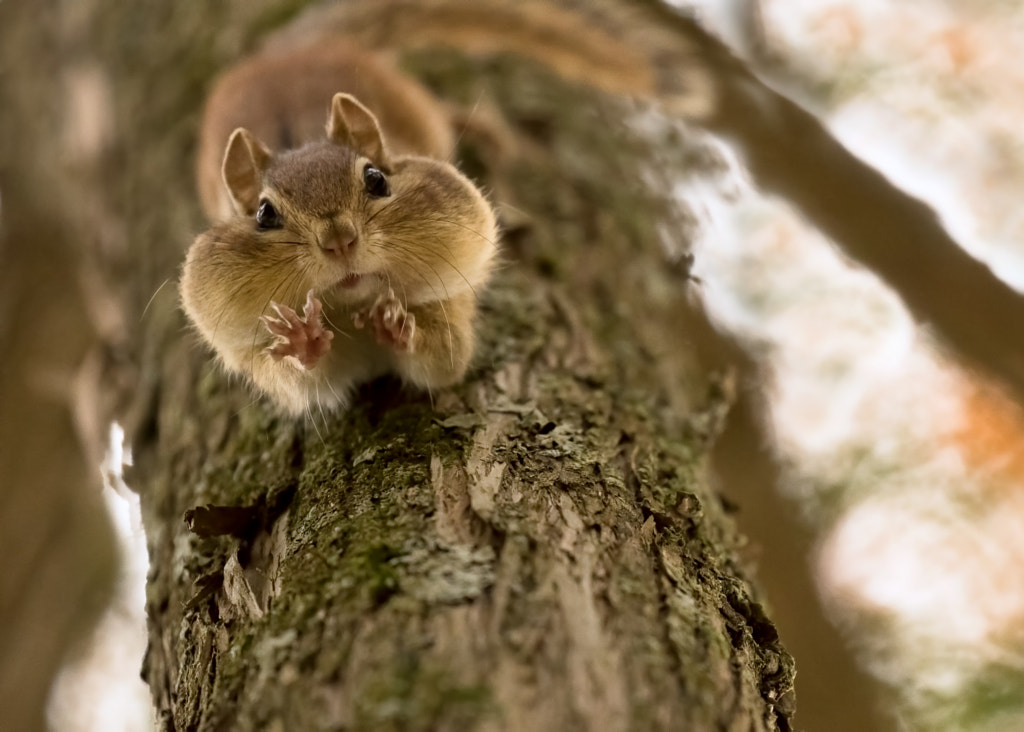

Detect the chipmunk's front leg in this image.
[247,289,356,415]
[352,287,416,353]
[353,288,475,390]
[262,290,334,369]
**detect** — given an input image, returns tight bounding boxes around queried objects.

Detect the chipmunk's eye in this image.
[256,200,283,230]
[363,164,390,198]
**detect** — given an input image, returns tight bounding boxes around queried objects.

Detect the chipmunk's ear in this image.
[222,128,273,216]
[326,93,391,169]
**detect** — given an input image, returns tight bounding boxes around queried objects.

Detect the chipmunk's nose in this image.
[321,219,358,257]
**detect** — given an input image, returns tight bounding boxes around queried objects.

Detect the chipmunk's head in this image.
[204,93,497,314]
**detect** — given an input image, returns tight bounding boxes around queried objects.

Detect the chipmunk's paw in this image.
[262,290,334,369]
[353,288,416,353]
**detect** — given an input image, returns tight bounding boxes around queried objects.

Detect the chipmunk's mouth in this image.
[331,272,381,301]
[335,273,363,289]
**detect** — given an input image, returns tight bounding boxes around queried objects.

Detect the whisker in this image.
[381,240,449,299]
[378,242,456,370]
[393,215,500,248]
[315,383,329,440]
[381,219,497,296]
[384,234,473,299]
[435,296,454,370]
[364,190,410,226]
[208,251,303,344]
[394,244,454,295]
[324,376,343,406]
[248,266,306,376]
[142,278,173,321]
[231,393,264,420]
[319,299,353,340]
[398,281,410,340]
[306,400,326,447]
[446,89,486,164]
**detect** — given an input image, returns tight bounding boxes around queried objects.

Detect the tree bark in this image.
[136,50,794,732]
[4,1,795,730]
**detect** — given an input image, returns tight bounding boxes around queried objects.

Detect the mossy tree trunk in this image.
[4,1,795,730]
[139,63,792,732]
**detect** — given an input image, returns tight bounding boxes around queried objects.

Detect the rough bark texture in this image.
[137,53,793,730]
[3,1,795,730]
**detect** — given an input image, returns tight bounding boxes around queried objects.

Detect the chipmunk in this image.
[180,40,497,415]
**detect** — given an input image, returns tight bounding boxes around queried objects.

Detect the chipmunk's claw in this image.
[262,290,333,369]
[353,288,416,353]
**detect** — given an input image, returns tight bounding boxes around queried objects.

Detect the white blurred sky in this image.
[48,424,153,731]
[684,0,1024,718]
